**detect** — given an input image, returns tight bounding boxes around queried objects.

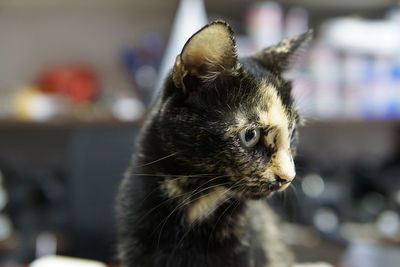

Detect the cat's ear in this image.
[253,30,313,74]
[172,21,239,87]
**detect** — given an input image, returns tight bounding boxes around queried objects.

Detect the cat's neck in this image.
[128,139,253,264]
[138,164,242,221]
[135,155,247,236]
[140,174,246,242]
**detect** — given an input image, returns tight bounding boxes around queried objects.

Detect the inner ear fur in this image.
[173,21,239,87]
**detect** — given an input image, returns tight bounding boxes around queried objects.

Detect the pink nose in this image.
[273,150,296,182]
[275,172,296,183]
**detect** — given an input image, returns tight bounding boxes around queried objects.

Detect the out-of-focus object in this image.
[387,5,400,23]
[342,53,368,118]
[388,58,400,117]
[0,214,12,241]
[29,255,106,267]
[308,43,341,118]
[301,173,325,198]
[246,2,283,50]
[376,210,400,238]
[37,65,98,103]
[343,240,400,267]
[313,207,339,233]
[366,57,393,118]
[112,97,145,121]
[135,65,157,92]
[120,32,162,104]
[12,86,67,121]
[285,6,309,38]
[36,232,57,258]
[0,170,12,246]
[155,0,208,93]
[0,171,8,211]
[321,17,400,56]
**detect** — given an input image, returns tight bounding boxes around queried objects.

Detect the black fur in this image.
[116,21,311,267]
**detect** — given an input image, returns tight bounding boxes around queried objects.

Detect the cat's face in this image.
[160,21,311,200]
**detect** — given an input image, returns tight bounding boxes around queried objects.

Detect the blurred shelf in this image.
[283,0,393,11]
[0,0,178,20]
[303,118,400,127]
[0,0,176,10]
[204,0,393,17]
[0,118,398,129]
[1,0,392,13]
[0,118,144,128]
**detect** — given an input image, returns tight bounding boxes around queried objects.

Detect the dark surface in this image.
[0,122,138,264]
[0,119,398,264]
[65,127,138,261]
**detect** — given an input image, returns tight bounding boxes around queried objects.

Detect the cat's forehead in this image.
[256,80,295,128]
[239,57,271,79]
[230,78,296,133]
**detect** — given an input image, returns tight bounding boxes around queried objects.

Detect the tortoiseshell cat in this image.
[117,21,315,267]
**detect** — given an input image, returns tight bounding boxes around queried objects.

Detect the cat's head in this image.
[158,21,312,200]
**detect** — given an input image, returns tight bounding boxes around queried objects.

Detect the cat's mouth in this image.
[233,179,291,199]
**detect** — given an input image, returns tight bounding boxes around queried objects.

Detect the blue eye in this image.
[245,130,256,141]
[240,128,261,147]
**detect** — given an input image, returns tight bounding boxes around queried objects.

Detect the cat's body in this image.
[117,21,312,267]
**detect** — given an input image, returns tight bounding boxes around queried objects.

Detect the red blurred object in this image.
[37,65,98,103]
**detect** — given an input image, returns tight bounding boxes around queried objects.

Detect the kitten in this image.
[117,21,312,267]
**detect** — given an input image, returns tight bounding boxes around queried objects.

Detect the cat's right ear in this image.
[172,21,240,89]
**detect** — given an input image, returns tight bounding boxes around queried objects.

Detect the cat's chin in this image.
[232,179,291,200]
[236,190,274,200]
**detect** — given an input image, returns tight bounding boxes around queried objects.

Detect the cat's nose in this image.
[273,150,296,183]
[275,173,295,183]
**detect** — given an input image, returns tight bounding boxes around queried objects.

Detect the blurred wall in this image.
[0,0,177,93]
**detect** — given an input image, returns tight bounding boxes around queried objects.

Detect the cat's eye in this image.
[239,128,261,147]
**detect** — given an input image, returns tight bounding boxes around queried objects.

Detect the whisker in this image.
[134,174,240,227]
[155,180,247,249]
[136,152,180,167]
[128,173,217,178]
[125,174,227,209]
[167,190,235,266]
[289,183,299,201]
[127,172,247,179]
[165,183,248,264]
[134,176,229,225]
[155,182,233,248]
[207,196,242,254]
[206,195,236,251]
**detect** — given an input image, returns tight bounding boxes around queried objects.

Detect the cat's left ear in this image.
[253,30,313,74]
[172,21,240,87]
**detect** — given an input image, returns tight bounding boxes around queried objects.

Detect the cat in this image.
[117,20,315,267]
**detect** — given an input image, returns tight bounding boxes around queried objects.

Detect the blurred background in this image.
[0,0,399,266]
